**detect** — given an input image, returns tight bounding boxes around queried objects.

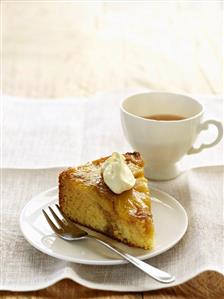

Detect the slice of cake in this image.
[59,152,154,249]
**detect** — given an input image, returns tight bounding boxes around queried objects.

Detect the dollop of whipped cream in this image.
[102,152,136,194]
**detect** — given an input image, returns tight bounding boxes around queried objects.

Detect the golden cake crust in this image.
[59,152,154,249]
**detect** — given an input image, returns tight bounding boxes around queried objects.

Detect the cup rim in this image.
[120,91,204,123]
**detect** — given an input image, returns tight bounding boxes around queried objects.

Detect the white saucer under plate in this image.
[20,186,188,265]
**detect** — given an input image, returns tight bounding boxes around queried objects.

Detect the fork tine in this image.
[48,206,66,229]
[55,204,74,225]
[42,209,61,233]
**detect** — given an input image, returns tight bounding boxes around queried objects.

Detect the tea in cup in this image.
[120,92,223,180]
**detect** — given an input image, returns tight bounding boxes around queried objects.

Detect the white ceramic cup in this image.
[120,92,223,180]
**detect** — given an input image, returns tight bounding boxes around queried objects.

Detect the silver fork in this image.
[42,204,175,284]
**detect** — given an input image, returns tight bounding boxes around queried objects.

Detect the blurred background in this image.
[2,1,222,98]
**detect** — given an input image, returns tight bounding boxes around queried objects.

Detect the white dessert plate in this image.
[20,186,188,265]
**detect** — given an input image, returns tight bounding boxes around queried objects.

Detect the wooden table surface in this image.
[1,2,223,298]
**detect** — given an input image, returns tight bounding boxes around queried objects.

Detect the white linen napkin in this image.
[1,91,223,291]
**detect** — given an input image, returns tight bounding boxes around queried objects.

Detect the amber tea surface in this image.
[143,114,186,121]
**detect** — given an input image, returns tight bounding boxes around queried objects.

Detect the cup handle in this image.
[188,120,223,155]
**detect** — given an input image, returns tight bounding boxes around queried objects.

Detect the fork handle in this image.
[87,235,175,284]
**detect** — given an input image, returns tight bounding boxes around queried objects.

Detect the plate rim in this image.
[20,186,188,265]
